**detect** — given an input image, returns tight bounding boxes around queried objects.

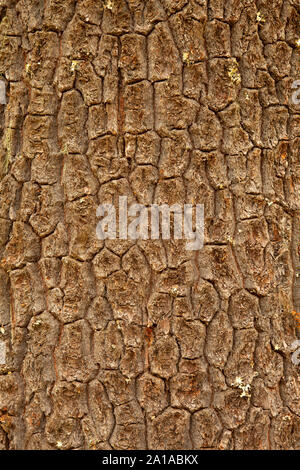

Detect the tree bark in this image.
[0,0,299,450]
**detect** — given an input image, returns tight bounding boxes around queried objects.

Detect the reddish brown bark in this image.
[0,0,299,450]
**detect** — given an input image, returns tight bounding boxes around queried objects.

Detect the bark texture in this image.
[0,0,300,450]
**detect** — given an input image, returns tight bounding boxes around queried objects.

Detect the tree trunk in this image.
[0,0,299,450]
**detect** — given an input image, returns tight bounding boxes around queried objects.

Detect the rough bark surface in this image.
[0,0,300,450]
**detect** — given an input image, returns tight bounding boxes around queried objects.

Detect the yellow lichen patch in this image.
[89,440,100,449]
[232,376,251,398]
[70,60,78,73]
[104,0,114,10]
[32,319,43,328]
[182,51,195,66]
[226,236,235,246]
[62,143,69,155]
[256,12,266,23]
[227,60,241,85]
[25,63,32,76]
[182,52,189,64]
[283,415,292,421]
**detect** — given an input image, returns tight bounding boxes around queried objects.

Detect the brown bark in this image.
[0,0,299,450]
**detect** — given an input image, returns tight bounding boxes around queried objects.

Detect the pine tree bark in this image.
[0,0,299,450]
